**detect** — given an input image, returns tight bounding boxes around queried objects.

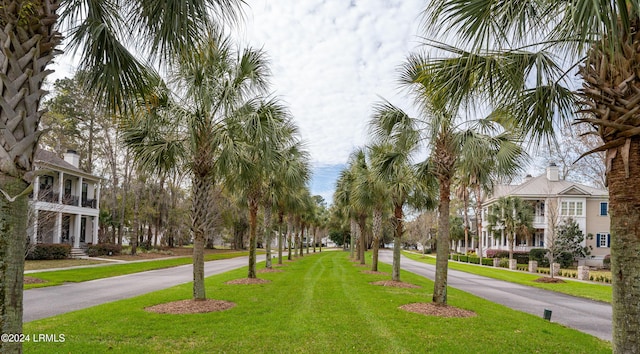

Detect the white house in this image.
[481,163,610,266]
[29,150,101,254]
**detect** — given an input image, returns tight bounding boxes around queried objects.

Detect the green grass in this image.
[23,251,610,353]
[404,252,612,303]
[25,258,110,271]
[25,252,251,289]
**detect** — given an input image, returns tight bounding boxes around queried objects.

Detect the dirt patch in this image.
[258,268,283,273]
[534,277,566,283]
[145,299,235,314]
[225,278,271,285]
[362,271,390,275]
[24,276,47,284]
[400,303,476,318]
[370,280,420,288]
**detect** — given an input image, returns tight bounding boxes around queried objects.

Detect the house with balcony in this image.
[29,149,101,255]
[481,163,610,266]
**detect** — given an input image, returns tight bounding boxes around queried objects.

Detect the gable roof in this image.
[486,173,608,204]
[32,150,100,180]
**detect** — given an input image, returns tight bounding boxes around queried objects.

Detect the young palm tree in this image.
[124,30,269,298]
[368,101,437,281]
[0,2,244,347]
[422,2,640,348]
[486,196,534,265]
[225,98,304,278]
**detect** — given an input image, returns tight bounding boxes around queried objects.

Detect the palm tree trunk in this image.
[371,208,382,271]
[248,198,259,278]
[392,204,403,282]
[192,173,210,300]
[264,202,272,269]
[287,216,293,260]
[609,138,640,353]
[358,215,366,265]
[0,176,28,353]
[278,211,284,264]
[463,189,470,254]
[350,217,357,259]
[475,185,483,264]
[433,176,452,305]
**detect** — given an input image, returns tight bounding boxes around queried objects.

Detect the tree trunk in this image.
[463,189,470,254]
[433,176,452,305]
[287,216,293,260]
[371,208,382,272]
[350,217,357,259]
[0,176,28,353]
[264,202,272,269]
[192,172,211,300]
[475,185,483,264]
[298,222,304,258]
[248,198,259,278]
[609,138,640,353]
[358,215,366,265]
[278,211,284,264]
[392,203,403,282]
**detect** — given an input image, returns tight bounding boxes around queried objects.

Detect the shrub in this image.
[603,254,611,269]
[529,248,549,267]
[557,251,574,268]
[459,255,469,263]
[87,243,122,257]
[468,256,480,264]
[26,243,71,260]
[482,258,494,266]
[485,250,529,264]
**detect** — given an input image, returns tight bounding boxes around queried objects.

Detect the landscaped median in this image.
[24,251,253,289]
[23,251,610,353]
[403,251,612,303]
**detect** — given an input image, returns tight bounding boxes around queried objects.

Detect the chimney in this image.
[63,149,80,168]
[546,163,559,181]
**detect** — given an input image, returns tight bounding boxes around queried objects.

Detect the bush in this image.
[557,251,574,268]
[468,256,480,264]
[529,248,549,267]
[459,255,469,262]
[26,243,71,260]
[482,258,494,266]
[485,250,529,264]
[603,254,611,269]
[87,243,122,257]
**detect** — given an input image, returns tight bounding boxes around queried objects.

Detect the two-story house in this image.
[481,163,610,266]
[29,149,101,255]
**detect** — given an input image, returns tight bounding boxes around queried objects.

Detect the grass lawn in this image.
[403,252,612,303]
[25,251,252,289]
[23,251,610,353]
[25,258,110,271]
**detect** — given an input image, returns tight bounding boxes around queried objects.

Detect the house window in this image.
[64,179,72,195]
[600,202,608,216]
[596,233,611,248]
[561,201,583,216]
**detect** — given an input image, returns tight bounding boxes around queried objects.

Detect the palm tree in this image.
[422,2,640,349]
[124,30,269,298]
[334,164,358,260]
[486,196,534,266]
[225,98,304,278]
[368,100,437,281]
[0,2,244,347]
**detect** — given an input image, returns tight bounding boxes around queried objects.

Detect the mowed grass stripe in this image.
[23,251,610,353]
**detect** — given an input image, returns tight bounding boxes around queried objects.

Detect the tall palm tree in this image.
[334,164,358,259]
[225,98,303,278]
[422,2,640,349]
[124,30,269,299]
[486,196,534,264]
[0,2,244,347]
[368,100,436,281]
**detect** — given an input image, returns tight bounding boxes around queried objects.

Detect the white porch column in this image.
[54,212,62,243]
[93,216,99,244]
[33,175,40,201]
[77,176,83,206]
[58,172,64,203]
[31,208,39,243]
[73,214,82,248]
[96,181,101,209]
[501,230,505,247]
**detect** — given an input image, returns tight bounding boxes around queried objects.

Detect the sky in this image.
[50,0,429,204]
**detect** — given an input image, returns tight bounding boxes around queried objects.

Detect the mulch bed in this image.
[534,277,566,283]
[258,268,283,273]
[370,280,420,288]
[24,276,47,284]
[361,271,390,276]
[225,278,271,285]
[400,303,476,318]
[145,299,236,314]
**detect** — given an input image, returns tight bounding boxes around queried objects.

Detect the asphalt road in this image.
[23,256,251,322]
[379,250,612,341]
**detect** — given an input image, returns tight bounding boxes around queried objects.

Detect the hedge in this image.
[26,243,71,260]
[87,243,122,257]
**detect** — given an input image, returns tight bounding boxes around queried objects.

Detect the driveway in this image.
[378,251,612,341]
[24,256,251,322]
